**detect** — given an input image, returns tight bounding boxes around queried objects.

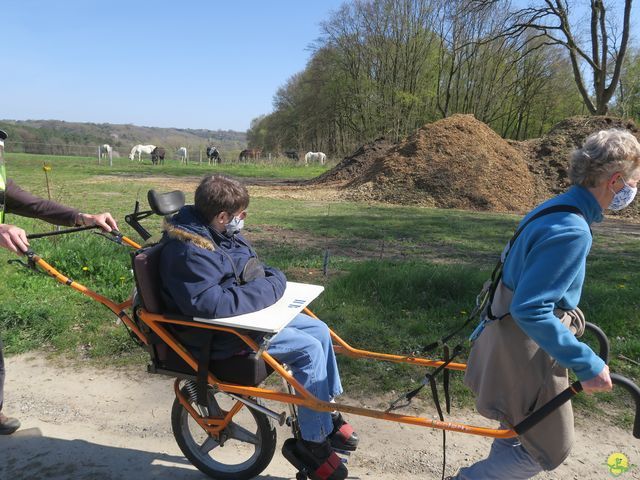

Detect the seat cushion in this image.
[154,343,272,386]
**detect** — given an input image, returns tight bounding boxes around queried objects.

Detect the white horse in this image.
[100,144,112,159]
[177,147,188,164]
[304,151,326,166]
[129,144,156,162]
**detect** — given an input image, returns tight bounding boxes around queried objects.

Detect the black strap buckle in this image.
[8,250,41,275]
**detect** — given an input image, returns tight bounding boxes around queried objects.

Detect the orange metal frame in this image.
[28,236,517,440]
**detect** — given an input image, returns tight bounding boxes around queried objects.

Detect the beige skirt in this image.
[464,281,585,470]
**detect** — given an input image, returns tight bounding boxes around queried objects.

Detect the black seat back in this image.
[132,243,165,314]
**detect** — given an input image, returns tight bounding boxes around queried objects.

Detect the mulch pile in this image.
[309,137,395,184]
[511,116,640,195]
[313,114,640,217]
[315,114,537,213]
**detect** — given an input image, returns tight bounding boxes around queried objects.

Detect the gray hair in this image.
[569,128,640,186]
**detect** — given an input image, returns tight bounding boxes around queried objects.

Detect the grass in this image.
[7,152,328,182]
[1,152,639,427]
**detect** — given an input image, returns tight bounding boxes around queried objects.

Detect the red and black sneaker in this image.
[329,412,359,452]
[282,437,348,480]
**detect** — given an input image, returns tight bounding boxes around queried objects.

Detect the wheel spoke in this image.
[199,435,220,454]
[227,422,259,445]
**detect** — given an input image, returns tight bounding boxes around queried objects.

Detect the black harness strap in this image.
[412,206,585,354]
[486,204,585,320]
[386,344,462,412]
[443,344,451,415]
[426,373,447,480]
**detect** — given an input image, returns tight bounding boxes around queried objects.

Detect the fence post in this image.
[109,148,113,167]
[97,146,101,164]
[199,149,202,164]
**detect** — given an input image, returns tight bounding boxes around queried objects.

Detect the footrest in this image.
[282,438,348,480]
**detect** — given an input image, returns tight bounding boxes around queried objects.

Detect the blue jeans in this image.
[267,313,343,442]
[454,428,543,479]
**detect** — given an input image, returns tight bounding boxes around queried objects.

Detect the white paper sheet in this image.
[193,282,324,333]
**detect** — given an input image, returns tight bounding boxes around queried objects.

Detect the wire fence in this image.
[6,141,105,157]
[4,141,322,166]
[3,141,231,165]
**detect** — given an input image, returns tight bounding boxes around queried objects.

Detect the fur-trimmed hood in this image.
[163,205,224,251]
[162,204,255,255]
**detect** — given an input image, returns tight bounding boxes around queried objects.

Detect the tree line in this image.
[0,120,247,156]
[248,0,638,157]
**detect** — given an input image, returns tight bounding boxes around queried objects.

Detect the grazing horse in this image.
[100,144,112,159]
[239,148,262,161]
[284,150,299,161]
[129,144,156,162]
[304,151,326,166]
[151,147,165,165]
[177,147,188,165]
[206,146,221,165]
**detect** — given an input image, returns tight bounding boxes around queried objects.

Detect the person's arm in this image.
[509,227,608,385]
[161,245,287,318]
[5,179,118,231]
[5,179,80,226]
[0,180,119,254]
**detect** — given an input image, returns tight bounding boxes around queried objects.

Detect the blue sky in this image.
[4,1,639,132]
[2,1,345,132]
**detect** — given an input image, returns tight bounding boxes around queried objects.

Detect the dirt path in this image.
[1,354,638,480]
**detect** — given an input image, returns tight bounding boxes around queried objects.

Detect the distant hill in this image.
[0,119,247,157]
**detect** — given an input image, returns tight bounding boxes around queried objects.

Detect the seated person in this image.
[159,174,358,479]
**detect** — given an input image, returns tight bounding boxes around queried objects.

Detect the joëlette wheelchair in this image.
[14,189,640,480]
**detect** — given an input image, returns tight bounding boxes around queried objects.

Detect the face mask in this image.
[225,216,244,236]
[608,178,638,211]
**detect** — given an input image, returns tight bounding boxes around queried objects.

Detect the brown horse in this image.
[151,147,165,165]
[239,148,262,161]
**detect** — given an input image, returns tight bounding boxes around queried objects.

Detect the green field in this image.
[1,153,639,421]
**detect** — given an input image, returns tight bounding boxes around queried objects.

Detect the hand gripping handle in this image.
[515,373,640,438]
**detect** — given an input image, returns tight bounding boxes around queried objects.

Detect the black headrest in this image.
[147,189,185,216]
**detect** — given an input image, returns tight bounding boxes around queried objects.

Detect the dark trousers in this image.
[0,337,4,411]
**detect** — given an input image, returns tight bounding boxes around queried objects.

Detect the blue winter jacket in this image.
[159,205,287,357]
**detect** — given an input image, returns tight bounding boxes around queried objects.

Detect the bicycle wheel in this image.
[171,385,277,480]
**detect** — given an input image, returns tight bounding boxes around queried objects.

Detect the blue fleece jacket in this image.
[501,185,606,382]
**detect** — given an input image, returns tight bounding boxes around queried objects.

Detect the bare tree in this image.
[494,0,633,115]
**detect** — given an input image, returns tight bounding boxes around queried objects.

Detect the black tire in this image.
[171,386,277,480]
